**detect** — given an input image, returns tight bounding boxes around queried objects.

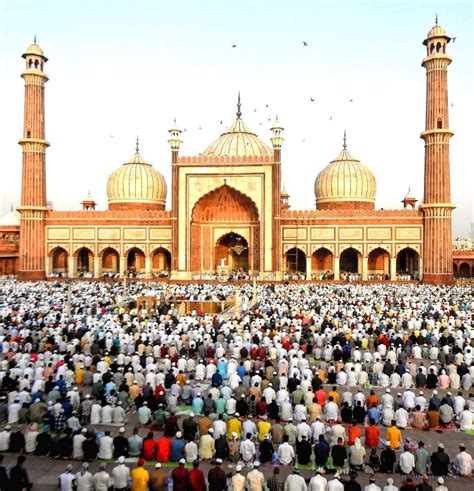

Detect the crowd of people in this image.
[0,278,472,490]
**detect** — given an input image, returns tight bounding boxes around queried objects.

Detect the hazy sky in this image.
[1,0,472,236]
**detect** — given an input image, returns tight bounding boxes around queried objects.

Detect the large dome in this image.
[107,144,167,211]
[314,137,376,210]
[202,96,272,159]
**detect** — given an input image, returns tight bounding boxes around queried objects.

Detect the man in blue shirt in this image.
[170,432,185,461]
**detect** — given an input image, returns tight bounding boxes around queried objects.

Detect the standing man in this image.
[207,458,227,491]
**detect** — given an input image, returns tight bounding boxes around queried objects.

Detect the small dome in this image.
[427,25,447,39]
[107,143,167,210]
[0,209,20,226]
[315,136,376,210]
[202,96,272,159]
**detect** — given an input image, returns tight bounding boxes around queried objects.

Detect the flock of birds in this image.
[107,37,456,144]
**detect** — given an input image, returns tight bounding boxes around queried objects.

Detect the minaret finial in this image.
[34,34,37,43]
[343,129,347,149]
[10,204,13,212]
[135,136,139,154]
[237,91,242,118]
[435,13,438,25]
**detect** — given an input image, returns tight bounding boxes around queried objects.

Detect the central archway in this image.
[215,232,249,271]
[190,184,259,273]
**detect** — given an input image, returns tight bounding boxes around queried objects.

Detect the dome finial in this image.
[343,129,347,149]
[10,203,13,212]
[135,136,140,154]
[34,34,36,43]
[435,13,438,26]
[237,91,242,118]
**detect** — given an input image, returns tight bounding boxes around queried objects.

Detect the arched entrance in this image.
[190,185,259,273]
[453,263,458,277]
[76,247,93,273]
[368,247,390,278]
[102,247,119,274]
[152,248,171,273]
[127,247,145,273]
[459,262,471,277]
[285,247,306,273]
[51,247,68,274]
[312,248,333,278]
[215,232,249,271]
[396,247,420,279]
[340,247,361,273]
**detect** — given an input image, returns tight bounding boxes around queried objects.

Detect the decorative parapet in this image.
[281,209,423,219]
[46,209,171,220]
[176,154,273,164]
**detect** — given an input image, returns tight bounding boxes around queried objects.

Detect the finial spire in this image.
[343,129,347,149]
[34,34,37,43]
[10,204,13,212]
[435,13,438,26]
[236,91,242,118]
[135,136,140,154]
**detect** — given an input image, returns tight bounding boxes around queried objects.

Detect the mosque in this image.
[0,21,467,284]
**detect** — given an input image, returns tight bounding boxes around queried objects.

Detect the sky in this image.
[0,0,472,236]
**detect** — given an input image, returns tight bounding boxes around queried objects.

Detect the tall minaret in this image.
[420,19,455,285]
[17,40,49,280]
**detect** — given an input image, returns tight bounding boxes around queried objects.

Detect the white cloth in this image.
[309,474,328,491]
[112,464,130,489]
[278,442,295,465]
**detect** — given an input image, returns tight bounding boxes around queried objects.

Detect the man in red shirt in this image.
[156,435,171,462]
[365,419,380,448]
[171,459,189,491]
[188,460,206,491]
[315,388,327,407]
[143,432,158,461]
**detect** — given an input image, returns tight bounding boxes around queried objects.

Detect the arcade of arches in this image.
[190,185,260,273]
[283,246,421,280]
[46,246,172,277]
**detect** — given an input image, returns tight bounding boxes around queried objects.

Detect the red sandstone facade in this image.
[0,23,464,284]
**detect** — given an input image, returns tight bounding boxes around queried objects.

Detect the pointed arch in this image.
[396,247,420,278]
[50,247,68,272]
[340,247,361,273]
[312,247,333,274]
[368,247,390,276]
[101,247,119,273]
[192,184,259,222]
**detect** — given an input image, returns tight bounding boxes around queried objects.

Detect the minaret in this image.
[18,39,49,280]
[168,118,182,273]
[420,19,455,284]
[270,115,284,275]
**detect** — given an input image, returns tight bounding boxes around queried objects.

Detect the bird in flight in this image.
[329,116,333,120]
[265,104,269,108]
[199,125,202,130]
[232,44,237,48]
[452,36,456,42]
[303,41,308,46]
[310,98,315,102]
[220,120,223,124]
[349,99,354,102]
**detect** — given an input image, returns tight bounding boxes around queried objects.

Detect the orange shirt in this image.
[386,426,402,449]
[348,425,361,446]
[367,395,379,408]
[365,425,380,448]
[328,391,340,404]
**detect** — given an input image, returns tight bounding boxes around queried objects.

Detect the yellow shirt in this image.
[386,426,402,449]
[228,418,242,439]
[257,421,272,442]
[131,467,149,491]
